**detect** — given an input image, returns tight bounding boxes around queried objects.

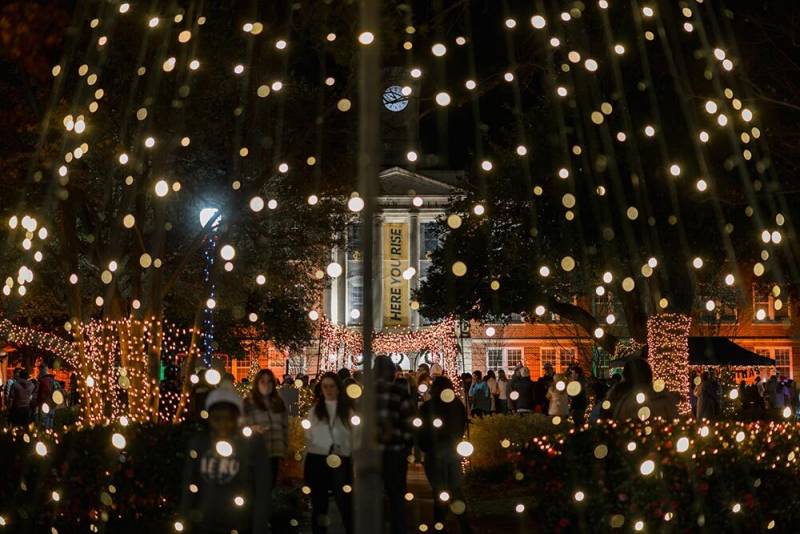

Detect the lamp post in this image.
[199,208,220,367]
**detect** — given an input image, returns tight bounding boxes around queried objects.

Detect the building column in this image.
[373,213,384,332]
[334,245,346,325]
[409,213,419,329]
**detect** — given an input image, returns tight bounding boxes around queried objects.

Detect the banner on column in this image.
[383,223,409,326]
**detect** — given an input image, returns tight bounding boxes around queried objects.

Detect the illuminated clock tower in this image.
[381,67,420,166]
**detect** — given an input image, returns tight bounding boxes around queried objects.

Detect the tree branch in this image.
[544,295,619,355]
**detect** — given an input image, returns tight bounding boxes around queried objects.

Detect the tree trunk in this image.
[646,313,691,414]
[174,303,204,423]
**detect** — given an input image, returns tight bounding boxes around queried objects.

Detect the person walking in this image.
[304,371,354,534]
[35,364,57,429]
[374,355,416,534]
[485,370,498,413]
[459,372,473,415]
[546,374,569,418]
[535,363,555,413]
[509,367,536,413]
[496,370,509,414]
[418,376,473,534]
[244,369,289,488]
[468,370,491,417]
[507,366,522,411]
[9,369,35,426]
[68,372,80,407]
[279,375,300,417]
[695,371,718,421]
[568,366,588,426]
[765,375,779,414]
[587,378,609,423]
[179,384,271,534]
[3,368,21,414]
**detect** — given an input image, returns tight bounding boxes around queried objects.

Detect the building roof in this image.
[378,166,463,197]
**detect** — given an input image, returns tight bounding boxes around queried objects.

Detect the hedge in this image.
[4,417,800,532]
[0,421,305,532]
[467,413,569,471]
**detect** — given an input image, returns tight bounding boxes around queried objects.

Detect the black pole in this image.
[354,1,382,533]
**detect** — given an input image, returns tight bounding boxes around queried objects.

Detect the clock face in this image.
[383,85,408,112]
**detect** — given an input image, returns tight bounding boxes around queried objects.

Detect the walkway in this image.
[316,463,434,533]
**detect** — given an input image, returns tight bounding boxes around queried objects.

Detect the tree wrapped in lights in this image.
[647,313,691,413]
[60,318,200,425]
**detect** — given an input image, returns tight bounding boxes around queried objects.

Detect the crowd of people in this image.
[458,363,592,424]
[692,370,800,421]
[4,354,796,532]
[1,364,66,428]
[181,355,472,534]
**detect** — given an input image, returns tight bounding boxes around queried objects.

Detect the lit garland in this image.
[0,319,77,365]
[318,316,460,376]
[614,338,645,360]
[647,314,691,414]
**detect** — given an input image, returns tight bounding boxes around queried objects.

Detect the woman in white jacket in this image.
[304,371,355,534]
[546,374,570,417]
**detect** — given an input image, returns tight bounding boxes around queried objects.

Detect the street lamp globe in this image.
[199,208,220,229]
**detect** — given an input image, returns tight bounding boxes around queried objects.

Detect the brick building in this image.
[227,166,798,383]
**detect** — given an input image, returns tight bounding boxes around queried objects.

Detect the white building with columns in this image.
[321,166,472,371]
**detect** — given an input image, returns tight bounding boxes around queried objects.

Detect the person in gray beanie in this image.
[178,384,270,534]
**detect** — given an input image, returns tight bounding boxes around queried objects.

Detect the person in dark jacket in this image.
[337,367,352,383]
[568,366,588,426]
[279,375,300,416]
[468,370,491,416]
[510,367,536,413]
[418,376,472,533]
[534,363,555,413]
[36,364,57,429]
[375,355,416,534]
[179,385,270,534]
[9,370,35,426]
[605,358,678,421]
[459,372,473,415]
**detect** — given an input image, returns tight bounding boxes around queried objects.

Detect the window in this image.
[698,296,738,323]
[487,349,503,371]
[540,348,557,374]
[753,285,790,322]
[346,224,363,325]
[507,349,523,369]
[559,348,576,371]
[592,292,614,319]
[755,347,792,378]
[418,222,440,326]
[486,347,524,372]
[418,222,439,280]
[592,291,626,326]
[775,349,791,378]
[541,347,578,374]
[592,346,611,378]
